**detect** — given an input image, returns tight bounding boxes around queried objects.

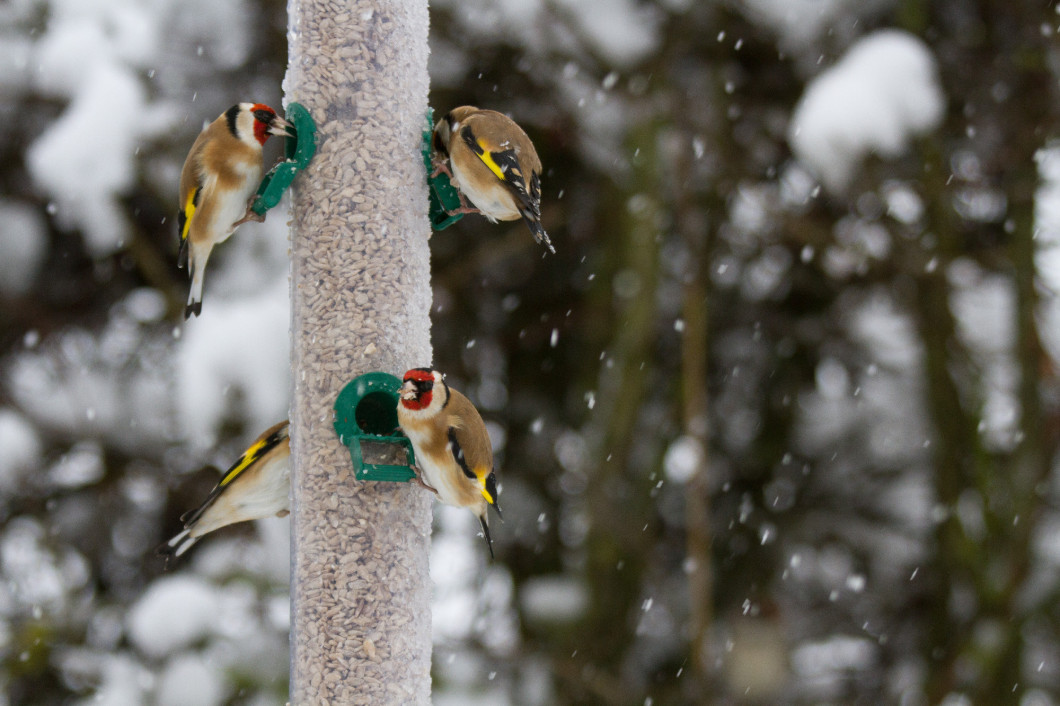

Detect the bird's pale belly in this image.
[213,168,262,239]
[452,163,520,222]
[417,451,477,509]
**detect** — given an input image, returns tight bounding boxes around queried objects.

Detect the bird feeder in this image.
[333,372,417,482]
[250,101,317,217]
[287,2,432,701]
[424,108,464,231]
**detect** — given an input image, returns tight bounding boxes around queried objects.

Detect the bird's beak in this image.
[268,116,294,138]
[399,381,417,400]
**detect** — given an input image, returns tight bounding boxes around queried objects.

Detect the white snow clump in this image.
[0,408,42,491]
[156,653,227,706]
[126,575,221,659]
[0,199,47,296]
[175,280,291,449]
[788,30,944,193]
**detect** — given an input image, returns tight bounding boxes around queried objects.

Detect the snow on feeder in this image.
[333,372,417,482]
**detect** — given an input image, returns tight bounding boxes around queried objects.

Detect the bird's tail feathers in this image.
[521,212,555,254]
[156,528,198,568]
[478,515,495,559]
[184,247,209,319]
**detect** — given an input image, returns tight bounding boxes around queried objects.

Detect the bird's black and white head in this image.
[399,368,448,415]
[226,103,294,148]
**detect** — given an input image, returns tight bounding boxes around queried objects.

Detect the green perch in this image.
[250,101,317,217]
[333,372,418,483]
[424,107,465,231]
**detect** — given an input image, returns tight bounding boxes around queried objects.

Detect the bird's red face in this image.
[400,368,437,411]
[250,104,293,145]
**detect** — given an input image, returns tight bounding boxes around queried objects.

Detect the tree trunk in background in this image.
[677,151,715,697]
[575,117,663,705]
[977,3,1053,696]
[907,1,1058,700]
[285,2,433,703]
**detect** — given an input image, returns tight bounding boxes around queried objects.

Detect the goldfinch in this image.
[432,106,554,253]
[160,420,290,561]
[177,103,292,318]
[396,368,502,557]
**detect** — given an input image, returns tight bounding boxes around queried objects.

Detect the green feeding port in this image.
[424,107,465,231]
[250,101,317,217]
[333,372,417,483]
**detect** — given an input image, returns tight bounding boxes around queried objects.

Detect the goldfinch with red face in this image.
[160,420,290,562]
[177,103,292,318]
[396,368,502,557]
[432,106,553,254]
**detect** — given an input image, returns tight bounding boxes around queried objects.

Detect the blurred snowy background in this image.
[3,0,1060,704]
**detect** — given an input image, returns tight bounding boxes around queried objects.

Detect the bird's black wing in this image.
[179,423,288,527]
[461,127,535,212]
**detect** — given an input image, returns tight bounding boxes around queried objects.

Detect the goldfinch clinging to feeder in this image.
[396,368,502,557]
[177,103,293,318]
[432,106,554,254]
[159,420,291,562]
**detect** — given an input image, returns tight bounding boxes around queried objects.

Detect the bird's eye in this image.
[253,109,274,123]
